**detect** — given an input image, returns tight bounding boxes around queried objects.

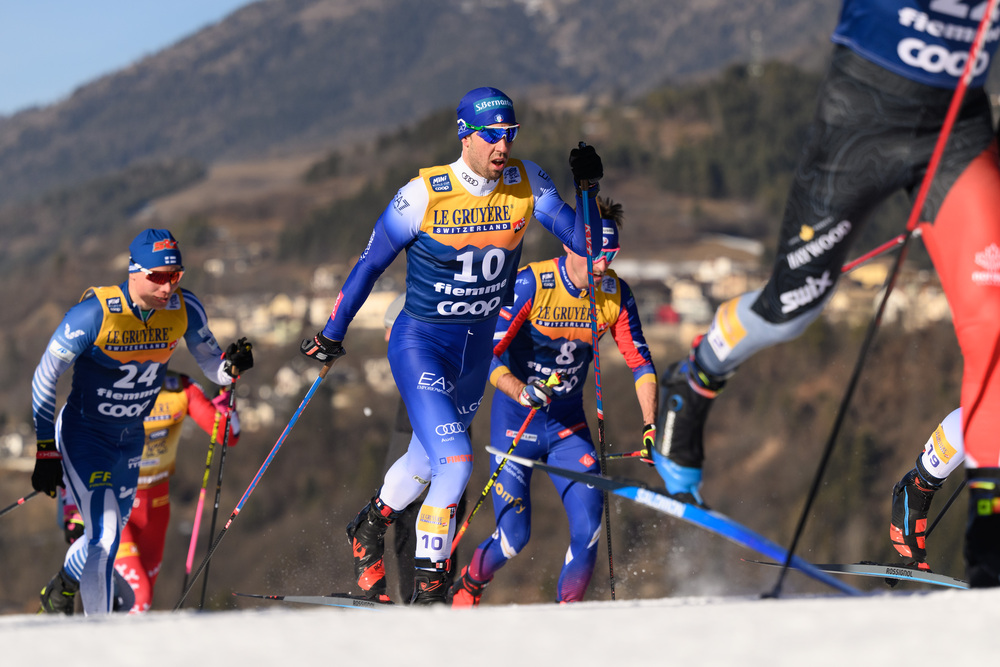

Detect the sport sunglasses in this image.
[466,123,520,144]
[596,246,619,264]
[134,264,185,285]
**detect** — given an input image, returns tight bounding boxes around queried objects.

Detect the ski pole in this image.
[579,148,616,601]
[841,228,923,275]
[451,371,562,553]
[198,384,237,609]
[769,0,999,598]
[174,358,338,610]
[605,449,650,461]
[925,479,967,539]
[0,490,40,518]
[181,410,221,596]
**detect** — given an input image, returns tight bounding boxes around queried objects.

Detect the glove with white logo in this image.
[518,379,555,410]
[223,337,254,379]
[569,143,603,192]
[32,439,64,498]
[300,332,345,364]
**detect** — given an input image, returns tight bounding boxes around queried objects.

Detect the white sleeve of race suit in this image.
[918,408,965,481]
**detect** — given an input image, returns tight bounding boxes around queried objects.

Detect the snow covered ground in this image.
[1,587,996,666]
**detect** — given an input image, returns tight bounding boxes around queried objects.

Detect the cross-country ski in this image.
[232,592,392,610]
[742,559,968,590]
[484,446,864,596]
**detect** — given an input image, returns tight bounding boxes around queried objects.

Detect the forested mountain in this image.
[0,0,843,204]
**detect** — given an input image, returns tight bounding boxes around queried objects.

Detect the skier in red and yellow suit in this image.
[114,371,239,611]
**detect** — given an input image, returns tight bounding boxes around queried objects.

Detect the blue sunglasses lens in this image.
[597,249,618,264]
[475,125,518,143]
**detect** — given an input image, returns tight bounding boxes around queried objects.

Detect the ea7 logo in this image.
[417,372,455,395]
[64,324,85,339]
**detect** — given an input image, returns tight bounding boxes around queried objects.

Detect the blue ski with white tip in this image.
[485,446,864,597]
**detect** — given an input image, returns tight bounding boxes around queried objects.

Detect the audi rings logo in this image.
[435,422,467,436]
[436,296,501,317]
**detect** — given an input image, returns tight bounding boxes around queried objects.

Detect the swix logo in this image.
[152,239,178,252]
[972,243,1000,286]
[779,271,833,314]
[64,324,84,339]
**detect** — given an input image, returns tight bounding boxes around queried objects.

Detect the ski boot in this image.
[654,350,727,507]
[38,569,79,615]
[965,468,1000,588]
[889,465,942,570]
[411,559,450,605]
[346,493,398,601]
[450,565,490,607]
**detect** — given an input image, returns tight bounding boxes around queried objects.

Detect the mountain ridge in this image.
[0,0,842,204]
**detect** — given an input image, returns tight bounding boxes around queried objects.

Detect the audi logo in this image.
[435,422,467,435]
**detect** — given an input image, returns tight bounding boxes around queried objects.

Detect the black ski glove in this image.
[568,143,603,192]
[300,332,346,363]
[223,337,254,378]
[32,439,64,498]
[641,423,657,465]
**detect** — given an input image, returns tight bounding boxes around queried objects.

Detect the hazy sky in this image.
[0,0,258,115]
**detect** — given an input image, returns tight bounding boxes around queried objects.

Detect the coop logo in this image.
[97,400,152,418]
[897,37,990,79]
[779,271,833,314]
[436,297,502,317]
[435,422,466,436]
